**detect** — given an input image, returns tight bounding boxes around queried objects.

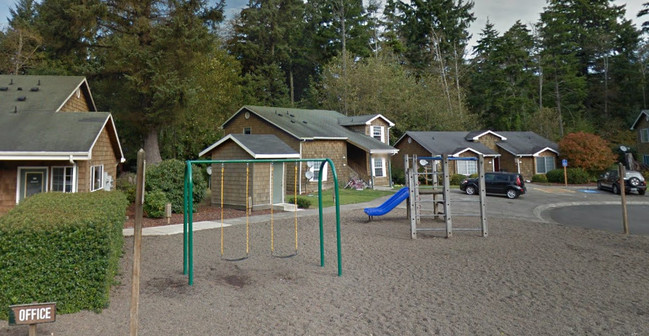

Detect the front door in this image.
[19,168,48,202]
[272,163,284,204]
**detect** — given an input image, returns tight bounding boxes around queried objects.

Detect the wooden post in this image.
[619,163,629,234]
[28,325,36,336]
[130,149,145,336]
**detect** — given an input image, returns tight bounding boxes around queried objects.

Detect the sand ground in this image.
[2,207,648,335]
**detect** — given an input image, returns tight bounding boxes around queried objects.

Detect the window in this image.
[308,161,327,181]
[536,156,556,174]
[372,158,385,177]
[243,127,251,134]
[91,165,104,191]
[371,126,384,142]
[52,167,74,192]
[641,128,649,143]
[456,160,477,175]
[643,155,649,165]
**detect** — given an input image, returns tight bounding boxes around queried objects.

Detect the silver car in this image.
[597,170,646,195]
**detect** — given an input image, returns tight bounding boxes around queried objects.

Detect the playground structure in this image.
[182,158,342,286]
[405,154,487,238]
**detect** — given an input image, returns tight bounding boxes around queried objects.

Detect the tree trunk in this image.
[553,70,564,138]
[144,128,163,165]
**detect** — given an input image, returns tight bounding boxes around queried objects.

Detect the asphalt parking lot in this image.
[442,183,649,235]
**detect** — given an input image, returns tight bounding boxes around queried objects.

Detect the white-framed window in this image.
[643,155,649,165]
[456,160,477,176]
[371,126,384,142]
[641,128,649,143]
[91,165,104,191]
[308,161,327,181]
[51,166,74,192]
[536,156,556,174]
[372,158,385,177]
[243,127,251,134]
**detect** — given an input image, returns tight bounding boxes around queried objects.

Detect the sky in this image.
[0,0,645,49]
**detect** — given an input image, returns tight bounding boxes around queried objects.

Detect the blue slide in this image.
[364,187,409,220]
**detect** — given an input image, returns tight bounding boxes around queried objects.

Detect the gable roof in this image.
[199,134,299,159]
[338,114,395,127]
[399,131,500,156]
[223,106,398,154]
[0,75,97,113]
[0,111,124,161]
[495,132,559,156]
[465,130,507,141]
[630,110,649,130]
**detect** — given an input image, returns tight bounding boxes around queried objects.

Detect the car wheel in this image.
[465,185,476,195]
[597,181,603,190]
[629,177,640,187]
[612,184,620,194]
[506,189,519,199]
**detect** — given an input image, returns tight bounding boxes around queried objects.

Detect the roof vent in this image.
[30,87,39,92]
[0,87,7,91]
[302,120,307,124]
[17,87,22,91]
[289,114,295,117]
[38,79,41,86]
[17,96,27,101]
[291,119,296,123]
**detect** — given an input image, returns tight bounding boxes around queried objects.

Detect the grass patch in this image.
[294,188,396,208]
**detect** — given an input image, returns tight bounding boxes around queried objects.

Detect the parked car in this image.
[597,170,646,195]
[460,172,527,199]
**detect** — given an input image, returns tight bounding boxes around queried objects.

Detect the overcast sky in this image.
[0,0,645,49]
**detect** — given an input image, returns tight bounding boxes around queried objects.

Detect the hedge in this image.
[546,168,590,184]
[145,159,207,213]
[0,191,128,319]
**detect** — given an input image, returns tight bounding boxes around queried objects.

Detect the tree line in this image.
[1,0,648,167]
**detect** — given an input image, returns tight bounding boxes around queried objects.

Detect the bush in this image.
[545,168,590,184]
[0,191,127,319]
[450,174,466,185]
[145,159,207,213]
[144,190,169,218]
[532,174,548,183]
[546,169,564,183]
[288,196,311,209]
[566,167,590,184]
[116,172,136,203]
[391,168,405,185]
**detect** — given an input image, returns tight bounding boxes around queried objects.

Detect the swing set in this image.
[182,158,343,285]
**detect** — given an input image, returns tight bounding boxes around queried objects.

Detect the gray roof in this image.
[199,134,299,158]
[224,106,397,154]
[630,110,649,130]
[338,114,394,127]
[399,131,558,156]
[405,131,500,156]
[0,111,115,158]
[0,75,95,113]
[496,131,558,155]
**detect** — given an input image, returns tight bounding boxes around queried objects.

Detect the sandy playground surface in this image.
[2,206,649,335]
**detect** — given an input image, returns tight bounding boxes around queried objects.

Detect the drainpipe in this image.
[299,141,303,195]
[69,155,77,193]
[369,153,375,189]
[516,156,521,174]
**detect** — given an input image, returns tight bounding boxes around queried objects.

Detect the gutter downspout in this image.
[69,155,78,193]
[517,156,522,174]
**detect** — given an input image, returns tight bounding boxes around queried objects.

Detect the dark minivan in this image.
[460,172,527,199]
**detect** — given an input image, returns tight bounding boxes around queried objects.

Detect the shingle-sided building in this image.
[0,75,124,214]
[217,106,398,194]
[630,110,649,166]
[199,134,299,210]
[393,130,558,179]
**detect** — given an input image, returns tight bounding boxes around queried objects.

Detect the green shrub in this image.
[144,190,168,218]
[450,174,467,185]
[546,169,564,183]
[116,172,136,203]
[0,191,127,319]
[288,196,311,209]
[532,174,548,183]
[566,167,590,184]
[469,173,479,179]
[545,168,590,184]
[145,159,206,213]
[391,168,405,185]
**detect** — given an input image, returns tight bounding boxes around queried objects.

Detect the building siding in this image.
[636,117,649,162]
[59,89,92,112]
